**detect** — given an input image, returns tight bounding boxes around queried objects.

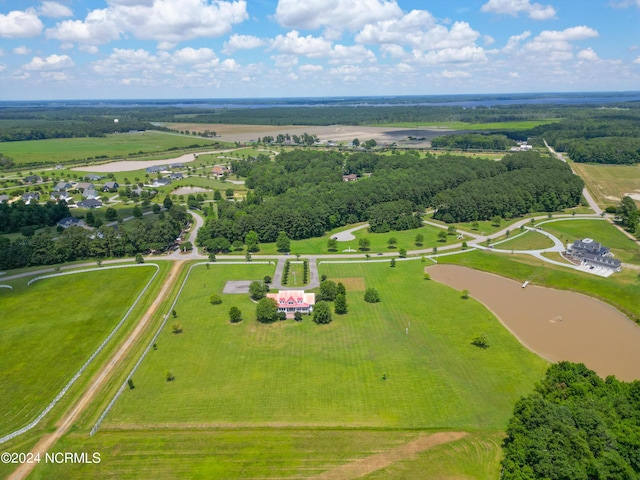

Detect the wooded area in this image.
[502,361,640,479]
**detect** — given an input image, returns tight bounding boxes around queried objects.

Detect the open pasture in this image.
[0,131,218,165]
[492,229,555,250]
[571,161,640,208]
[0,266,156,437]
[105,260,547,430]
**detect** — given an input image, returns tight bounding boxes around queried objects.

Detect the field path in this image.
[8,261,184,480]
[312,431,469,479]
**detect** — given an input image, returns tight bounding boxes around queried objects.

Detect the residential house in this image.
[53,181,73,192]
[152,178,172,187]
[57,217,85,229]
[22,192,40,204]
[169,172,184,180]
[566,238,622,272]
[266,290,316,316]
[211,165,230,178]
[75,182,94,191]
[103,181,119,192]
[23,175,41,184]
[146,165,165,174]
[86,174,103,181]
[50,191,71,202]
[342,174,358,182]
[170,163,184,169]
[0,194,9,203]
[77,198,103,209]
[82,189,99,199]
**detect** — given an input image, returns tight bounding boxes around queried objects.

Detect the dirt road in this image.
[8,261,184,480]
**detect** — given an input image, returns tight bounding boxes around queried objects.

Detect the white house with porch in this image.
[266,290,316,316]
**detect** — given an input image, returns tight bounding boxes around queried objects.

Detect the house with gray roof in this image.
[53,181,73,192]
[77,198,102,209]
[50,191,71,202]
[82,189,99,199]
[57,217,85,229]
[566,238,622,272]
[0,194,9,203]
[22,192,40,204]
[103,181,119,191]
[86,174,103,181]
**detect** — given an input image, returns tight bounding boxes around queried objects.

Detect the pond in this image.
[427,264,640,381]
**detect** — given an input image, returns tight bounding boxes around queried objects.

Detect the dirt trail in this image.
[8,261,184,480]
[312,431,469,479]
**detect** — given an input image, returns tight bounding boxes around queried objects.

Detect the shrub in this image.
[364,288,380,303]
[171,322,183,334]
[210,294,223,305]
[313,301,332,324]
[229,306,242,323]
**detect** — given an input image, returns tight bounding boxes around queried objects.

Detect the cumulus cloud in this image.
[412,45,488,65]
[441,70,471,78]
[481,0,556,20]
[23,54,74,70]
[577,48,598,61]
[38,2,73,18]
[299,64,323,73]
[524,26,599,53]
[0,9,44,38]
[271,31,332,57]
[274,0,403,37]
[222,34,266,54]
[172,47,217,64]
[46,0,248,45]
[13,46,32,55]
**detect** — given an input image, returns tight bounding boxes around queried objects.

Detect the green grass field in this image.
[492,230,555,250]
[0,266,156,436]
[1,131,219,165]
[571,161,640,208]
[106,261,546,429]
[376,119,561,131]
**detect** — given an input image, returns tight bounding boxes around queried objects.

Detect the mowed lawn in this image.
[571,161,640,208]
[1,131,218,165]
[107,260,547,430]
[0,266,155,436]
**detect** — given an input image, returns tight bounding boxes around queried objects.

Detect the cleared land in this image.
[492,230,555,250]
[1,131,218,165]
[571,161,640,208]
[0,266,155,437]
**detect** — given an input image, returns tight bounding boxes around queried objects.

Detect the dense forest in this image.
[196,150,582,250]
[535,110,640,164]
[0,200,70,233]
[431,133,516,150]
[502,362,640,479]
[0,206,189,270]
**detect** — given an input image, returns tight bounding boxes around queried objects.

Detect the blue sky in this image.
[0,0,639,99]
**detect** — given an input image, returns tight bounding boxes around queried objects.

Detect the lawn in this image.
[571,161,640,209]
[492,229,555,250]
[0,265,156,437]
[0,131,220,165]
[106,261,547,430]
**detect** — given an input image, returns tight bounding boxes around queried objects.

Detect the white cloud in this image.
[299,64,323,73]
[481,0,556,20]
[0,49,4,57]
[329,44,376,64]
[271,31,332,57]
[172,47,217,65]
[23,54,74,70]
[577,48,598,61]
[38,2,73,18]
[0,64,6,73]
[274,0,403,37]
[509,71,520,77]
[412,45,488,65]
[634,56,640,64]
[523,26,599,54]
[441,70,471,78]
[380,44,406,58]
[13,46,32,55]
[47,0,248,45]
[222,34,266,54]
[355,10,437,46]
[0,9,44,38]
[610,0,640,7]
[79,45,100,54]
[503,31,531,52]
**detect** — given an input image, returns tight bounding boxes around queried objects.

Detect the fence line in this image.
[0,264,160,445]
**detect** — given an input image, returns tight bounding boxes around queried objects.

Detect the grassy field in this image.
[377,119,561,131]
[105,261,546,429]
[1,131,219,165]
[0,266,156,436]
[492,230,555,250]
[571,161,640,208]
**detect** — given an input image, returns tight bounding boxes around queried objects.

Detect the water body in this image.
[427,264,640,381]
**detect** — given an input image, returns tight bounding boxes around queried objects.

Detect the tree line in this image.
[502,361,640,479]
[0,206,188,269]
[0,200,70,233]
[431,133,516,150]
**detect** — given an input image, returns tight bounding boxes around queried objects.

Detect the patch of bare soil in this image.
[312,431,469,480]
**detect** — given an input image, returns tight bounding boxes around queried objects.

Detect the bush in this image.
[256,297,278,323]
[165,370,175,382]
[334,294,348,314]
[171,322,183,334]
[210,294,223,305]
[471,334,489,349]
[313,301,332,324]
[364,288,380,303]
[294,311,303,322]
[249,280,268,300]
[229,306,242,323]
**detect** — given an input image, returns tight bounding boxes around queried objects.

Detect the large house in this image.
[57,217,85,229]
[22,192,40,204]
[103,181,119,192]
[50,191,71,202]
[152,178,172,187]
[211,165,230,178]
[566,238,622,272]
[77,198,103,209]
[266,290,316,316]
[53,181,73,192]
[146,165,165,174]
[75,182,94,191]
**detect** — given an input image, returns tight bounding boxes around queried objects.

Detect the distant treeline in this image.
[502,362,640,479]
[0,200,70,233]
[431,133,516,150]
[196,150,582,249]
[0,206,188,270]
[535,110,640,164]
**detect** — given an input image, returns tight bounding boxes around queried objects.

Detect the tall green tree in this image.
[276,231,290,252]
[245,230,260,252]
[256,298,278,324]
[313,301,332,324]
[334,294,347,314]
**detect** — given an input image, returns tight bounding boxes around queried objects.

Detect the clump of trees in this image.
[431,133,516,150]
[313,301,332,324]
[364,288,380,303]
[256,297,278,323]
[0,200,70,233]
[502,362,640,479]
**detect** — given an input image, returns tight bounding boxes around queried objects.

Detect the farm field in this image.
[0,131,219,165]
[0,265,157,437]
[106,260,547,429]
[571,161,640,208]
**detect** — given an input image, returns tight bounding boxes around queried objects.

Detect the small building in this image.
[82,189,99,199]
[170,163,184,169]
[22,192,40,204]
[86,174,103,181]
[266,290,316,316]
[57,216,85,229]
[152,178,172,187]
[50,191,71,202]
[169,172,184,180]
[23,175,41,184]
[77,198,103,209]
[75,182,94,191]
[342,174,358,182]
[0,194,9,203]
[53,181,73,191]
[566,238,622,272]
[103,181,119,191]
[146,165,165,174]
[211,165,230,178]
